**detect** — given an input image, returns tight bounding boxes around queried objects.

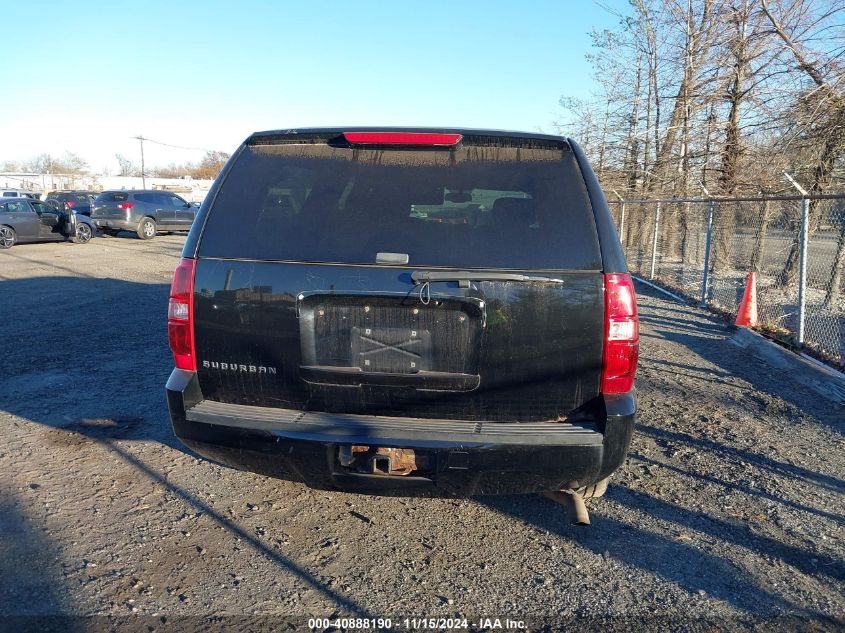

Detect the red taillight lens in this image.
[602,273,639,394]
[343,132,463,146]
[66,200,76,209]
[117,202,134,210]
[168,258,196,371]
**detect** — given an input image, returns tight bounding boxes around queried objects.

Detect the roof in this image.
[247,127,571,147]
[97,189,191,195]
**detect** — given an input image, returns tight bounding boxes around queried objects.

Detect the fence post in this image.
[619,202,626,240]
[700,199,715,307]
[784,172,809,346]
[612,190,625,241]
[797,196,809,345]
[650,201,661,279]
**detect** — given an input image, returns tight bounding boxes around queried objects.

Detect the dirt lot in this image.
[1,235,843,631]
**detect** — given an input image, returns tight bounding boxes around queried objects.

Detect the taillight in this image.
[66,200,76,209]
[602,273,639,394]
[343,132,463,146]
[117,202,134,210]
[168,258,196,371]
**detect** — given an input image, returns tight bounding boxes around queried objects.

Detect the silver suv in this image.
[1,189,40,199]
[91,190,197,239]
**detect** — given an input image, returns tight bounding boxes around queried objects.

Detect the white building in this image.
[0,172,214,203]
[98,176,214,203]
[0,172,91,193]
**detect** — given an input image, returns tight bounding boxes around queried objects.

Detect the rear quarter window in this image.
[95,192,129,203]
[198,139,601,270]
[4,201,29,213]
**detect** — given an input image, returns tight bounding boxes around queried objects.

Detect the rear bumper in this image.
[166,369,636,497]
[93,218,134,230]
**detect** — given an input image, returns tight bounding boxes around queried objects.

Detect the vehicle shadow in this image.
[0,275,185,450]
[639,312,727,334]
[628,451,845,524]
[1,247,104,279]
[474,492,838,623]
[0,273,375,619]
[619,485,844,583]
[0,490,74,627]
[633,286,845,502]
[102,435,376,618]
[633,346,845,496]
[1,422,377,622]
[636,423,844,495]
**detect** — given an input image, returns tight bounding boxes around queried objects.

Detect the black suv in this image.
[166,128,639,497]
[45,191,94,216]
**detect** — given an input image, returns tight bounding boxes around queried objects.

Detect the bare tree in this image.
[22,152,89,175]
[559,0,844,307]
[60,152,89,175]
[760,0,845,297]
[115,154,139,177]
[193,150,230,180]
[712,0,773,269]
[1,160,24,172]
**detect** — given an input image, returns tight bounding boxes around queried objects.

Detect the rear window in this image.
[199,139,601,270]
[69,193,91,204]
[95,192,129,203]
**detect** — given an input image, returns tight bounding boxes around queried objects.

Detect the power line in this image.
[130,136,217,153]
[131,134,222,188]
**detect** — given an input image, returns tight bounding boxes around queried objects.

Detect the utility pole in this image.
[133,135,146,188]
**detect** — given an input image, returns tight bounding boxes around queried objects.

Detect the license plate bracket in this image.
[351,326,432,374]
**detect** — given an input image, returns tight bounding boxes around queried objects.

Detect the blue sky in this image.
[1,0,625,172]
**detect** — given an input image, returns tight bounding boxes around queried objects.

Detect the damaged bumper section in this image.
[166,369,636,497]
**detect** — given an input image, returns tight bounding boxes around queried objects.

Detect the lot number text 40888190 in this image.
[307,617,526,630]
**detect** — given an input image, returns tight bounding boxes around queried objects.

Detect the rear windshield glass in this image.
[69,193,90,204]
[199,140,601,270]
[95,192,128,203]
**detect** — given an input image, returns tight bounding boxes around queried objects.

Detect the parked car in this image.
[91,190,197,239]
[45,190,95,216]
[0,197,95,248]
[166,128,639,498]
[1,189,40,199]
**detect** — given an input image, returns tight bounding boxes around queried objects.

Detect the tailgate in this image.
[193,260,603,422]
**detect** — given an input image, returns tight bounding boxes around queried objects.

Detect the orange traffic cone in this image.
[735,272,758,327]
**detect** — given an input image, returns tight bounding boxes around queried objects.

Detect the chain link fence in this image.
[609,194,845,369]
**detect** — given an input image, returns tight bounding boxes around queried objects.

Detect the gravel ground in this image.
[0,235,843,632]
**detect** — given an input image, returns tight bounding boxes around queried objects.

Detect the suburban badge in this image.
[202,360,277,374]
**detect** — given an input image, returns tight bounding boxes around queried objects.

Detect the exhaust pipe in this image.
[543,489,591,526]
